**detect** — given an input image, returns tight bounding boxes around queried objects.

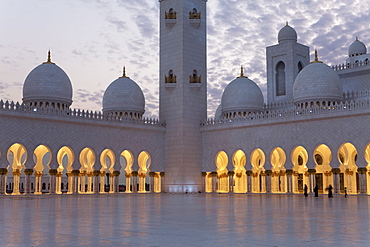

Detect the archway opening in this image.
[232,150,246,193]
[79,148,96,193]
[338,142,358,194]
[120,150,134,192]
[250,148,266,193]
[7,143,27,194]
[215,151,229,193]
[270,147,286,193]
[313,144,332,193]
[138,151,151,193]
[291,146,308,193]
[57,146,74,193]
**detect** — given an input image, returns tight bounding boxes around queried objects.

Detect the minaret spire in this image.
[237,66,247,78]
[43,49,55,64]
[120,66,130,78]
[311,49,323,63]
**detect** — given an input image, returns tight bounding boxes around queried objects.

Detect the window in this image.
[276,61,286,96]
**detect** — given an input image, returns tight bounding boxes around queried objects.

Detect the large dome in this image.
[349,38,366,57]
[278,23,297,43]
[23,55,73,106]
[221,74,264,115]
[293,58,343,105]
[102,71,145,117]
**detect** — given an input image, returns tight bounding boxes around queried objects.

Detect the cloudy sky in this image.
[1,0,370,118]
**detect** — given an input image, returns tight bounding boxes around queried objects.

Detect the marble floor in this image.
[0,193,369,246]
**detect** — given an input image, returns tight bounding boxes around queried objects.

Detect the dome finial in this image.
[120,66,130,78]
[237,66,247,78]
[286,21,288,26]
[311,49,323,63]
[43,49,55,64]
[356,36,359,41]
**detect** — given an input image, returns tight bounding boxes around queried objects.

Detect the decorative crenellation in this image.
[201,98,370,126]
[332,60,370,71]
[343,89,370,100]
[0,100,165,126]
[189,11,201,19]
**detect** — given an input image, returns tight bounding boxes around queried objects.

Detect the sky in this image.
[1,0,370,118]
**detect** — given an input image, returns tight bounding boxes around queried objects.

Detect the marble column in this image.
[24,169,33,194]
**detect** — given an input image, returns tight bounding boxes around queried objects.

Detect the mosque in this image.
[1,0,370,196]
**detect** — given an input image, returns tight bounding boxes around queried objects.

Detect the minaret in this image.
[159,0,207,192]
[266,22,309,104]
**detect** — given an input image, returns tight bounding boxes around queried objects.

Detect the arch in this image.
[364,143,370,194]
[138,151,151,193]
[313,144,333,193]
[192,8,197,13]
[250,148,266,193]
[100,149,115,173]
[120,150,134,193]
[270,147,287,193]
[80,148,96,173]
[57,146,74,173]
[7,143,27,194]
[193,69,197,77]
[215,151,229,193]
[298,61,303,73]
[7,143,27,170]
[232,150,246,193]
[169,70,174,77]
[33,145,51,172]
[275,61,286,96]
[338,142,358,194]
[169,8,174,14]
[291,146,309,193]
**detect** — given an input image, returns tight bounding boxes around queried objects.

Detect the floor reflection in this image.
[0,194,369,246]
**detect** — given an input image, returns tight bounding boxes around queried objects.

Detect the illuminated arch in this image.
[364,143,370,195]
[100,149,114,173]
[250,148,265,171]
[120,150,134,193]
[270,147,287,193]
[7,143,27,170]
[138,151,151,193]
[57,146,74,173]
[7,143,27,194]
[338,142,358,194]
[215,151,229,193]
[313,144,333,193]
[80,148,96,172]
[250,148,266,193]
[232,150,246,193]
[121,150,134,174]
[33,145,51,172]
[291,146,308,193]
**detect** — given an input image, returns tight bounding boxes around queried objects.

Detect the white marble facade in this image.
[1,0,370,195]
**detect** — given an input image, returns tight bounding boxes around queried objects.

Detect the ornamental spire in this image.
[311,49,323,63]
[286,21,288,26]
[237,66,247,78]
[43,49,55,64]
[120,66,130,78]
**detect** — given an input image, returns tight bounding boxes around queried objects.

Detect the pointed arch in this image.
[338,142,358,194]
[270,147,287,193]
[291,146,309,193]
[313,144,333,194]
[250,148,266,193]
[120,150,134,193]
[215,151,229,193]
[232,150,246,193]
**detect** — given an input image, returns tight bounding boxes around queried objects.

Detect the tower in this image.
[266,23,310,104]
[159,0,207,192]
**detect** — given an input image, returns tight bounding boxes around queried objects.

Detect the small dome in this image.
[23,54,73,106]
[293,58,343,105]
[102,70,145,116]
[349,38,366,57]
[278,23,297,43]
[214,104,222,119]
[221,72,264,115]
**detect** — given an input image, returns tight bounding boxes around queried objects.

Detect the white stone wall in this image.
[201,108,370,172]
[0,111,165,173]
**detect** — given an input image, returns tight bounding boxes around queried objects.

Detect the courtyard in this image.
[0,193,369,246]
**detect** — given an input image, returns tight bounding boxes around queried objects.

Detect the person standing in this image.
[344,187,347,198]
[314,185,319,197]
[328,184,333,198]
[304,184,308,197]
